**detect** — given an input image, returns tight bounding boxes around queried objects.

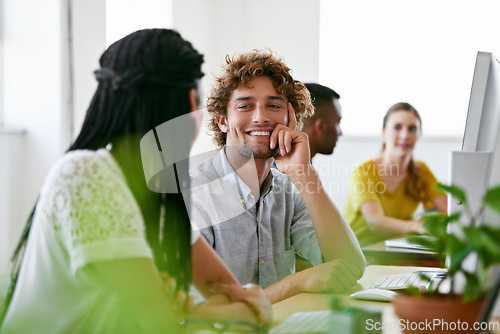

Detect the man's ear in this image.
[188,88,198,112]
[315,118,326,134]
[217,115,229,133]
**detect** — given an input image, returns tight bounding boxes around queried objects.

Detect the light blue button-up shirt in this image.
[187,148,323,288]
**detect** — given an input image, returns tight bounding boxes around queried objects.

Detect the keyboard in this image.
[270,311,331,334]
[371,271,445,290]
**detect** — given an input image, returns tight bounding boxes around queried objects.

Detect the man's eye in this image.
[269,104,282,109]
[237,105,250,110]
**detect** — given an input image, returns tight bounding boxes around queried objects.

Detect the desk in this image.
[272,265,446,333]
[362,240,441,267]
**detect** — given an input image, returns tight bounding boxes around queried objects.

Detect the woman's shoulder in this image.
[43,149,119,191]
[414,160,433,173]
[351,159,377,174]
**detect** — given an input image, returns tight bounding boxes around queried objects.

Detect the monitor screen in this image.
[450,52,500,224]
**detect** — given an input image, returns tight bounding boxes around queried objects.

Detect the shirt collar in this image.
[214,147,275,203]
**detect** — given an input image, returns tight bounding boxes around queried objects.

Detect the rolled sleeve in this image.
[290,195,323,266]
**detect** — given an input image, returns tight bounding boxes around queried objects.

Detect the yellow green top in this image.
[344,159,444,245]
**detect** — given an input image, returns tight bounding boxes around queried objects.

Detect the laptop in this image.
[384,237,434,251]
[270,308,381,334]
[370,270,446,291]
[269,311,331,334]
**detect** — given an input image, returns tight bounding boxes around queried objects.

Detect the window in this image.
[0,0,4,126]
[319,0,500,136]
[106,0,173,46]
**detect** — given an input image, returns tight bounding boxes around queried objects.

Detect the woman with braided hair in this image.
[0,29,270,333]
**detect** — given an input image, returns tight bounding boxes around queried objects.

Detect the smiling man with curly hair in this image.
[188,50,366,303]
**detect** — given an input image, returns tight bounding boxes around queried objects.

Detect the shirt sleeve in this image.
[53,153,153,275]
[191,229,201,245]
[418,162,446,209]
[289,185,323,266]
[347,161,381,210]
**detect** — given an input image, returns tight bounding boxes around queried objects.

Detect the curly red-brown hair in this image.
[207,50,314,148]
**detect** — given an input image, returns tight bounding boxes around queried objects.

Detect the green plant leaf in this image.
[462,271,487,302]
[461,227,500,269]
[482,185,500,214]
[446,235,472,272]
[463,227,500,255]
[437,183,467,205]
[481,225,500,242]
[406,235,439,252]
[447,211,462,222]
[421,213,448,238]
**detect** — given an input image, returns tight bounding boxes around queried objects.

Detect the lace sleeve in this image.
[43,150,153,274]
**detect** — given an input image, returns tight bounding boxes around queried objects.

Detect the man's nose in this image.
[253,104,270,123]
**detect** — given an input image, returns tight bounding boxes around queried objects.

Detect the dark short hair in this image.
[304,83,340,107]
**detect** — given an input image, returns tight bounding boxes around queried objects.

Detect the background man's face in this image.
[218,76,288,159]
[318,98,342,155]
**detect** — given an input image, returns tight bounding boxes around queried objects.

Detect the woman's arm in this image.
[89,258,180,333]
[432,195,448,213]
[190,236,273,325]
[191,236,240,298]
[90,256,270,331]
[360,201,425,235]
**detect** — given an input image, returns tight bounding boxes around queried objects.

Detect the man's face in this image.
[318,98,342,155]
[217,76,289,159]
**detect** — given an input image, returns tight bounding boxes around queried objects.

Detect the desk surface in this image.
[362,239,441,267]
[272,265,446,333]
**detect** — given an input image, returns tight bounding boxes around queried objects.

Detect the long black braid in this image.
[1,29,203,325]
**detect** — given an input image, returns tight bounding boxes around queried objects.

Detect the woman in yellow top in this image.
[344,102,447,245]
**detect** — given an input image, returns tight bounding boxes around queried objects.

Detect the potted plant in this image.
[392,183,500,334]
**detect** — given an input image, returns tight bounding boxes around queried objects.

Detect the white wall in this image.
[70,0,106,139]
[0,0,4,126]
[174,0,321,156]
[0,129,25,273]
[1,0,68,275]
[319,0,500,138]
[173,0,320,100]
[0,0,105,275]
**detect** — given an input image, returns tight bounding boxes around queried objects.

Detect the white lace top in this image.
[2,149,198,333]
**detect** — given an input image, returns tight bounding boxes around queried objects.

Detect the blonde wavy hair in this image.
[207,50,314,148]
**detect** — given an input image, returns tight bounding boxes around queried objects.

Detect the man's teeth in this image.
[249,131,270,136]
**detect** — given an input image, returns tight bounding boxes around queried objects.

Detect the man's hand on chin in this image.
[272,102,312,175]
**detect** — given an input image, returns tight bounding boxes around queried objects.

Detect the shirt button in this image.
[260,259,265,266]
[240,198,245,204]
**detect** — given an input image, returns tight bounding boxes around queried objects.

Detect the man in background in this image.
[294,83,343,272]
[302,83,342,159]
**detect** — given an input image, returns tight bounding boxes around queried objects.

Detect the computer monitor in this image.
[450,51,500,226]
[450,51,500,320]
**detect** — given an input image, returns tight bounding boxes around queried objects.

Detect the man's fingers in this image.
[341,260,363,279]
[278,130,286,156]
[284,131,292,154]
[330,264,357,292]
[160,272,176,294]
[287,102,297,130]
